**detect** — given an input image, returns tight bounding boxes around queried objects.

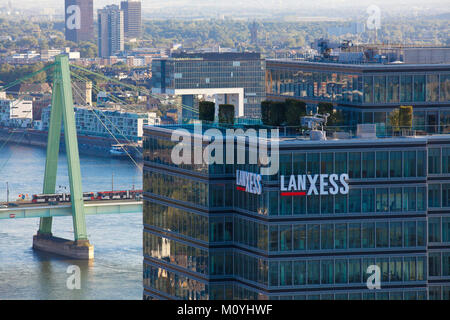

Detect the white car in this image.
[0,204,8,208]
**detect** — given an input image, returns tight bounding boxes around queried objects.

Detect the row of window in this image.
[235,186,427,216]
[144,201,209,242]
[266,220,427,252]
[429,183,450,208]
[268,69,450,104]
[429,251,450,277]
[223,251,427,287]
[429,217,450,243]
[144,170,209,207]
[273,150,427,180]
[143,264,207,300]
[144,231,208,275]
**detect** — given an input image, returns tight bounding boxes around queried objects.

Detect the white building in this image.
[0,99,33,127]
[41,105,152,142]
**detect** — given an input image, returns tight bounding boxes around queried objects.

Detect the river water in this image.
[0,143,143,300]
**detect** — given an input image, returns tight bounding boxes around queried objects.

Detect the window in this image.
[390,188,402,212]
[417,150,427,177]
[349,223,361,248]
[349,259,361,283]
[362,223,375,248]
[269,226,278,251]
[293,225,306,250]
[321,153,334,174]
[349,189,361,213]
[280,261,292,286]
[308,260,320,284]
[321,224,334,249]
[349,152,361,178]
[429,217,441,243]
[442,148,450,173]
[280,225,292,251]
[428,148,441,174]
[307,224,320,250]
[376,151,388,178]
[403,151,416,177]
[376,188,388,212]
[390,257,402,281]
[404,187,416,211]
[321,260,334,284]
[401,75,413,102]
[429,253,441,277]
[269,262,279,286]
[335,152,347,174]
[414,75,426,102]
[307,153,320,174]
[390,222,402,247]
[335,223,347,249]
[293,261,306,285]
[404,221,416,247]
[376,222,388,248]
[428,184,441,208]
[335,259,348,284]
[362,189,375,212]
[362,152,375,178]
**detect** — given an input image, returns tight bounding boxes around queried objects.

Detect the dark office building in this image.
[64,0,94,43]
[143,122,450,300]
[266,60,450,133]
[152,52,266,120]
[121,0,142,39]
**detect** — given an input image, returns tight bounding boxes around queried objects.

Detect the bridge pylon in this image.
[33,55,93,259]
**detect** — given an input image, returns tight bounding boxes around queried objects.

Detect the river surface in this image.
[0,143,143,300]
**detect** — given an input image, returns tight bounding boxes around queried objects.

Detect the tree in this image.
[399,106,413,129]
[318,102,342,127]
[218,104,235,125]
[388,109,401,133]
[199,101,215,122]
[261,100,286,126]
[285,99,306,126]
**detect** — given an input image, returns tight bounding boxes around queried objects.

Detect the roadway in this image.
[0,199,143,219]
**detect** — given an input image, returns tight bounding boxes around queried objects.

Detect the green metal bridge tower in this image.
[33,55,93,259]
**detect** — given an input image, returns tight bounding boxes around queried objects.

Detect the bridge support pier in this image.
[33,234,94,260]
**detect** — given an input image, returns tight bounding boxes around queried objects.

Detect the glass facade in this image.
[266,60,450,132]
[143,126,450,300]
[152,52,266,119]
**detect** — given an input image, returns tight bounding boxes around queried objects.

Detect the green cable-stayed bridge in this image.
[0,55,156,260]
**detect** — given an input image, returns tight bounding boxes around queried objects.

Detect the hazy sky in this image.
[2,0,448,17]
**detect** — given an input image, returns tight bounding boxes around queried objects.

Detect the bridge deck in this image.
[0,200,143,219]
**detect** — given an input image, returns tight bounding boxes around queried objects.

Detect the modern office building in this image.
[152,52,266,120]
[64,0,94,43]
[266,60,450,133]
[121,0,142,39]
[98,5,125,58]
[143,122,450,300]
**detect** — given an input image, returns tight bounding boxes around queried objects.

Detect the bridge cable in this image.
[70,72,143,157]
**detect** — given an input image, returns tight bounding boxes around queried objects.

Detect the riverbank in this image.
[0,128,143,159]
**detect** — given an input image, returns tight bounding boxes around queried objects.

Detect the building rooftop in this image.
[144,121,450,145]
[267,59,450,72]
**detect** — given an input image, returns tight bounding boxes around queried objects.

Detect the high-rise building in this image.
[97,5,125,58]
[143,120,450,300]
[152,52,266,120]
[64,0,94,43]
[121,0,142,39]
